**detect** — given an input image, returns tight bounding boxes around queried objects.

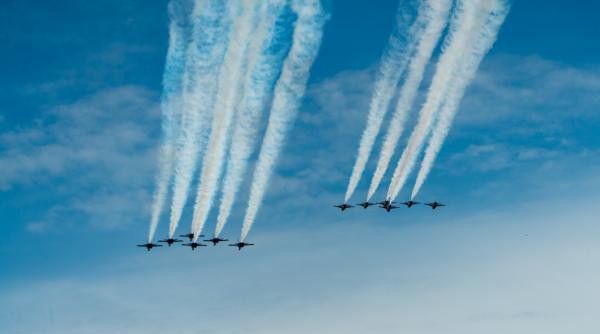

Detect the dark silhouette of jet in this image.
[379,202,400,212]
[182,242,207,250]
[334,203,354,211]
[204,237,229,246]
[229,242,254,251]
[158,238,183,246]
[137,243,163,251]
[425,201,445,209]
[356,201,376,209]
[179,233,205,241]
[400,200,420,208]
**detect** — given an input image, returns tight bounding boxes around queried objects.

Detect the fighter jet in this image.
[356,201,376,209]
[158,238,183,246]
[400,200,420,208]
[204,237,229,246]
[379,202,400,212]
[228,242,254,251]
[182,242,207,250]
[179,233,205,241]
[334,203,354,211]
[425,201,445,210]
[137,243,163,251]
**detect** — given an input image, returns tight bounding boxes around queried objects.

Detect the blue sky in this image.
[1,0,600,333]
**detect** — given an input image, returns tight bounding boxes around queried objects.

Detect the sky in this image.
[1,0,600,333]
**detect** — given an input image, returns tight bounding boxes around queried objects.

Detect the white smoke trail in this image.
[189,1,259,241]
[240,0,326,242]
[168,0,232,238]
[386,0,490,201]
[148,0,193,242]
[411,0,509,199]
[366,0,452,201]
[343,0,429,204]
[213,0,286,239]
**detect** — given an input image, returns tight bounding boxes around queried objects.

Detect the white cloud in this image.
[2,192,600,334]
[3,55,600,332]
[456,54,600,126]
[0,85,159,230]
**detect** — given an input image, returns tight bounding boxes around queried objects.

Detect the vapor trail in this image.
[411,0,509,199]
[343,0,428,204]
[168,0,232,238]
[240,0,326,242]
[386,0,490,201]
[148,0,193,242]
[213,0,287,239]
[366,0,452,201]
[190,1,259,241]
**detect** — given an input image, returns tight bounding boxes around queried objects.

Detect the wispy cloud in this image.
[456,54,600,126]
[3,190,600,334]
[0,86,158,230]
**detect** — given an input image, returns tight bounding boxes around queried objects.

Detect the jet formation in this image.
[138,233,251,252]
[335,200,445,212]
[141,202,443,251]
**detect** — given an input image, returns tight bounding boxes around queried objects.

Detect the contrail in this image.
[213,0,287,239]
[148,0,193,242]
[366,0,452,201]
[386,0,490,201]
[343,0,429,204]
[240,0,326,242]
[411,0,509,199]
[189,1,259,241]
[168,0,232,238]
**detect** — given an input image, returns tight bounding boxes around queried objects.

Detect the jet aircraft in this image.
[356,201,376,209]
[204,237,229,246]
[182,242,207,250]
[400,200,420,208]
[229,242,254,251]
[137,243,162,251]
[179,233,205,241]
[334,203,354,211]
[379,201,400,212]
[158,238,182,246]
[425,201,445,209]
